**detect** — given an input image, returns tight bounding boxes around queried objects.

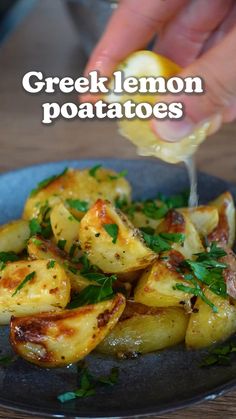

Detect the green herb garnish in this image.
[29,218,42,236]
[58,240,67,251]
[103,223,119,244]
[12,271,36,297]
[174,242,228,312]
[0,354,17,366]
[157,191,189,209]
[47,260,55,269]
[89,164,102,178]
[114,196,128,210]
[142,200,168,220]
[66,199,89,212]
[30,168,68,197]
[67,275,116,308]
[142,231,185,253]
[98,367,119,385]
[108,170,128,180]
[57,365,119,403]
[0,251,19,270]
[200,343,236,367]
[58,367,95,402]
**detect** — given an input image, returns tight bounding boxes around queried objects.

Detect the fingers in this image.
[154,0,234,66]
[84,0,188,78]
[152,26,236,142]
[203,2,236,51]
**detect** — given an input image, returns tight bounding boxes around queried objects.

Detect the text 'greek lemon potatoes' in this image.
[21,70,203,124]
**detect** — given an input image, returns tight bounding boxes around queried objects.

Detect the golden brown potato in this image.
[0,260,70,324]
[50,203,80,253]
[10,293,126,367]
[134,251,192,308]
[79,199,156,273]
[0,220,30,253]
[186,289,236,349]
[180,206,219,238]
[97,301,188,356]
[23,168,131,220]
[156,210,204,259]
[208,192,235,248]
[27,237,92,292]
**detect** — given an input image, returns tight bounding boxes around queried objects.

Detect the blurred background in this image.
[0,0,235,183]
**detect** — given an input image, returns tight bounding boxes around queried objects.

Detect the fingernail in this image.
[151,117,195,142]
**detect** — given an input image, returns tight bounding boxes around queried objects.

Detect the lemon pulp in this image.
[106,50,210,205]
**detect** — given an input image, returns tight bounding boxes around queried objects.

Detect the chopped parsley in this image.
[0,354,17,367]
[66,199,89,212]
[157,191,189,209]
[0,251,19,263]
[47,260,55,269]
[57,240,67,251]
[58,365,119,403]
[142,200,168,220]
[0,251,19,271]
[200,342,236,367]
[142,231,185,253]
[12,271,36,297]
[31,237,43,246]
[103,223,119,244]
[108,170,128,180]
[114,196,128,210]
[174,242,228,312]
[67,275,116,308]
[58,367,95,402]
[89,164,102,178]
[29,218,42,236]
[30,168,68,197]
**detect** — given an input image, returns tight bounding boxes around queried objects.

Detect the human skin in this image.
[84,0,236,142]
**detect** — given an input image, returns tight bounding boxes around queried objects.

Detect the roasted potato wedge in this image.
[27,237,92,292]
[79,199,156,273]
[186,289,236,349]
[134,251,192,308]
[23,168,131,220]
[50,203,80,253]
[10,293,126,367]
[156,210,204,259]
[0,260,70,324]
[208,192,235,248]
[0,220,30,253]
[180,206,219,238]
[97,301,188,356]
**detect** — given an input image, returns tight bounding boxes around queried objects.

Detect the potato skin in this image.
[27,237,92,293]
[50,203,80,253]
[180,206,219,238]
[79,199,156,273]
[0,220,30,253]
[208,192,235,248]
[23,168,131,220]
[97,301,188,356]
[0,260,70,324]
[10,293,126,367]
[186,289,236,349]
[134,251,192,308]
[157,210,204,259]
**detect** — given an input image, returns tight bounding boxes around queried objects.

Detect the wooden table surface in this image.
[0,0,236,418]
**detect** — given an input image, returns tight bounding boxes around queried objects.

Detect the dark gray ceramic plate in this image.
[0,159,236,418]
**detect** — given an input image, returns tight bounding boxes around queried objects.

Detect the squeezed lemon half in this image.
[106,51,210,164]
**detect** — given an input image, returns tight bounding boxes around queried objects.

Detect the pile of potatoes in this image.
[0,166,236,368]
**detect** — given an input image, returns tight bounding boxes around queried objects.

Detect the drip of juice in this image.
[184,156,198,208]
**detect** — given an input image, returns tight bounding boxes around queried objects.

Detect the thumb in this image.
[152,26,236,142]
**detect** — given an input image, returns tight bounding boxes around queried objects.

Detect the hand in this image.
[85,0,236,141]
